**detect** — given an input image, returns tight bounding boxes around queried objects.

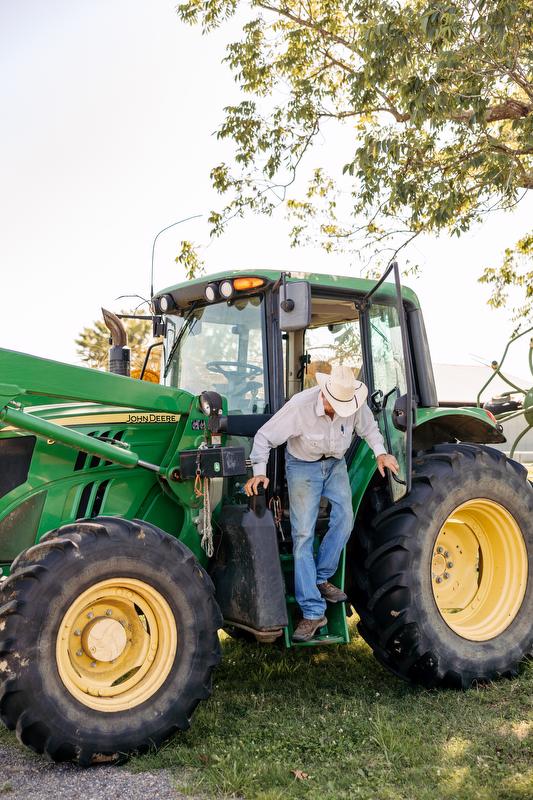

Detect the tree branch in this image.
[256,1,358,54]
[452,98,533,123]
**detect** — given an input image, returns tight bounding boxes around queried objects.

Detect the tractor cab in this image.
[153,267,424,643]
[155,267,425,503]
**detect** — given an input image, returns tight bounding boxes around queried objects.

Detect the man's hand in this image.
[244,475,270,496]
[377,453,400,477]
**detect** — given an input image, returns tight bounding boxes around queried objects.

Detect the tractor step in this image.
[283,599,350,648]
[291,632,347,648]
[281,549,350,648]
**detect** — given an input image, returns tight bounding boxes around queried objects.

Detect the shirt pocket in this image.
[302,432,326,452]
[333,425,353,452]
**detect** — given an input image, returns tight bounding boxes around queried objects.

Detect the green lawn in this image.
[1,627,531,799]
[131,627,532,800]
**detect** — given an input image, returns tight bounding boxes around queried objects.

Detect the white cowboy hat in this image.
[315,365,368,417]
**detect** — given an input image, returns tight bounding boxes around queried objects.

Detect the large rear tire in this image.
[348,444,533,688]
[0,517,222,764]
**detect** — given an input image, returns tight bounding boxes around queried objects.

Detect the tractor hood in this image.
[0,347,193,418]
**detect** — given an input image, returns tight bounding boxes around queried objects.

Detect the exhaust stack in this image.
[101,308,130,376]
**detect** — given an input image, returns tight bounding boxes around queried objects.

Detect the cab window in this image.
[368,303,407,396]
[304,320,362,388]
[284,296,362,397]
[164,297,268,414]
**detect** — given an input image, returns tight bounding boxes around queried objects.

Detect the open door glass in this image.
[360,262,415,502]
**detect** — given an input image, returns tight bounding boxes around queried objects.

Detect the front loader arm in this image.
[0,404,156,471]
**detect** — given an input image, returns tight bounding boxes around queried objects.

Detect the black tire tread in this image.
[0,517,222,764]
[350,444,533,688]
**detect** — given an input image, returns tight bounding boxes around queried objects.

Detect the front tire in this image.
[0,517,222,764]
[349,444,533,688]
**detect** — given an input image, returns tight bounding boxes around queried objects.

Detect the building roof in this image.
[433,363,530,404]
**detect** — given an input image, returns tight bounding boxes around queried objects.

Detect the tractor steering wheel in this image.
[206,361,263,379]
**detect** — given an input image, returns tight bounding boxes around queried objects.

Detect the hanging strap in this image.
[194,460,213,558]
[268,495,285,541]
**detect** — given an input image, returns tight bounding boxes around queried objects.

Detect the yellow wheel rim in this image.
[432,499,528,641]
[56,578,177,712]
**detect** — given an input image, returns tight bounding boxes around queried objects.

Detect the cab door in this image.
[359,262,415,501]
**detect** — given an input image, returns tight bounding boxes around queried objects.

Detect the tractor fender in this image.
[413,407,506,451]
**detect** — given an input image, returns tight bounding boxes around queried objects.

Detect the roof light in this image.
[159,294,175,313]
[205,283,219,302]
[233,277,265,291]
[219,280,234,299]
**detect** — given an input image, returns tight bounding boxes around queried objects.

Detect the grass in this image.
[130,627,533,800]
[0,627,531,799]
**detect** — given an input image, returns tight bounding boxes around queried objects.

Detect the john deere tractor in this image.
[0,264,531,765]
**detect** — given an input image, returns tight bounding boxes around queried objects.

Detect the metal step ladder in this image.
[279,549,350,648]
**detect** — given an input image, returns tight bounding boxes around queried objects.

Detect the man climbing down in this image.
[244,365,399,642]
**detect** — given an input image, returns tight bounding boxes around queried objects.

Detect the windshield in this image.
[164,297,268,414]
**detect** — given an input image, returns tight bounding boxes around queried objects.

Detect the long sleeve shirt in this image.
[250,385,387,476]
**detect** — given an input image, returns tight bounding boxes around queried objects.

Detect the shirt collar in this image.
[315,388,326,417]
[315,387,337,420]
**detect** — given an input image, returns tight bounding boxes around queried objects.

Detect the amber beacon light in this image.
[233,277,265,291]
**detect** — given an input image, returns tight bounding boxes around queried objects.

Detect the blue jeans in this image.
[285,451,354,619]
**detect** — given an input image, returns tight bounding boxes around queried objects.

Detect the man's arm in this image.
[354,404,399,476]
[245,403,301,495]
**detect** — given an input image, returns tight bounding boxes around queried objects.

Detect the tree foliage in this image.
[178,0,533,309]
[480,231,533,318]
[175,239,205,279]
[76,312,161,380]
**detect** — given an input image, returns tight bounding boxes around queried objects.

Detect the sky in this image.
[1,0,532,392]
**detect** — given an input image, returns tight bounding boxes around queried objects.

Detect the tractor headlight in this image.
[219,280,234,299]
[199,394,211,416]
[199,390,223,419]
[159,294,175,313]
[204,283,219,303]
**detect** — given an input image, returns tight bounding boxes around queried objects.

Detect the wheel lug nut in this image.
[105,609,113,616]
[76,649,83,657]
[447,561,453,568]
[90,661,96,668]
[87,612,94,619]
[74,629,81,636]
[444,551,450,558]
[435,576,443,583]
[437,546,443,554]
[443,572,450,580]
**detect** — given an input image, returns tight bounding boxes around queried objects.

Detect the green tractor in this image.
[0,264,531,765]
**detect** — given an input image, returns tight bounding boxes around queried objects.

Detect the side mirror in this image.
[279,281,312,331]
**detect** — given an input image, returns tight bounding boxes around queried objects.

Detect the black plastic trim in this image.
[0,436,36,499]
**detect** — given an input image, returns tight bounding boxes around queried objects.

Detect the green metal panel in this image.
[0,348,193,412]
[417,404,498,427]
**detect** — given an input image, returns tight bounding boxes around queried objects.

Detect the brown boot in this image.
[292,615,327,642]
[317,581,347,603]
